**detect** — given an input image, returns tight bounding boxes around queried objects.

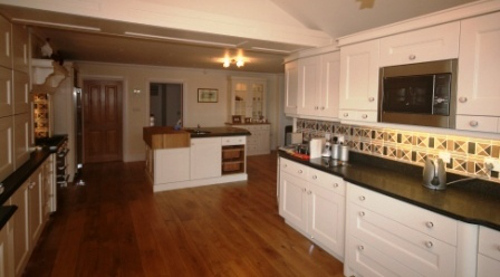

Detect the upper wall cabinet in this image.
[339,40,379,123]
[229,77,267,122]
[0,66,12,118]
[13,70,30,115]
[12,24,29,73]
[284,60,298,115]
[0,15,11,69]
[292,51,340,119]
[379,22,460,67]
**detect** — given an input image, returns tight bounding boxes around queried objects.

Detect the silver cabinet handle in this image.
[359,211,365,217]
[358,245,364,251]
[302,188,307,192]
[343,113,349,117]
[426,221,434,228]
[368,97,375,102]
[320,107,325,110]
[459,97,468,103]
[362,114,368,119]
[307,190,312,195]
[298,169,303,174]
[312,175,317,180]
[29,181,36,189]
[409,54,416,60]
[283,164,287,168]
[425,241,433,248]
[314,106,319,110]
[469,121,479,127]
[359,196,366,201]
[332,183,339,188]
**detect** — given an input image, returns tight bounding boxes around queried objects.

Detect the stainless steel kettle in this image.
[423,157,447,190]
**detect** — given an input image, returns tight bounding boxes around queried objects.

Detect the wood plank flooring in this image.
[23,152,344,276]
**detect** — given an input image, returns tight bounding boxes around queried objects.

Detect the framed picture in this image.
[197,88,218,103]
[232,115,242,124]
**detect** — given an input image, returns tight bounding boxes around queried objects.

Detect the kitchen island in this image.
[144,126,250,192]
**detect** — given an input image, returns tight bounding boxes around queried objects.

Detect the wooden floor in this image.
[23,152,344,277]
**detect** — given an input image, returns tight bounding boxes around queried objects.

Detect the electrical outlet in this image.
[438,151,451,164]
[484,157,500,172]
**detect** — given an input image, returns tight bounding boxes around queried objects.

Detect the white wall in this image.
[77,61,282,162]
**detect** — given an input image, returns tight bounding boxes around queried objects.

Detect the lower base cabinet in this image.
[0,217,14,277]
[279,157,345,259]
[10,181,29,277]
[477,226,500,277]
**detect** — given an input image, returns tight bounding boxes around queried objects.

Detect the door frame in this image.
[81,76,125,163]
[146,78,187,127]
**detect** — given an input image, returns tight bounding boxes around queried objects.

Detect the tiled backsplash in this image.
[296,119,500,183]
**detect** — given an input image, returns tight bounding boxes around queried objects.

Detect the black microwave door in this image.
[383,76,434,114]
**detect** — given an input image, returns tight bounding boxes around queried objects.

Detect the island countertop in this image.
[185,126,251,138]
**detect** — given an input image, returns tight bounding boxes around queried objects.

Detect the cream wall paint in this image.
[77,62,282,162]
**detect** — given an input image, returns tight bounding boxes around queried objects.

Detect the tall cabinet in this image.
[229,77,266,122]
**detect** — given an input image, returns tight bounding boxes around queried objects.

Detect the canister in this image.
[340,144,349,162]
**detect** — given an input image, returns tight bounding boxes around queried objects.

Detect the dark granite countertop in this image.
[186,126,251,138]
[279,150,500,231]
[0,135,67,229]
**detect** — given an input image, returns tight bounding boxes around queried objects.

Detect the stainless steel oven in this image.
[379,59,457,128]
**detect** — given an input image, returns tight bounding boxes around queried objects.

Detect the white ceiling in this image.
[0,0,478,73]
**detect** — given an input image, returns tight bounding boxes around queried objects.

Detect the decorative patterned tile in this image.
[452,157,468,173]
[373,143,384,156]
[434,136,447,150]
[385,131,397,143]
[413,135,428,148]
[476,142,492,156]
[400,133,413,145]
[386,145,397,159]
[374,130,385,142]
[397,147,412,162]
[451,139,468,154]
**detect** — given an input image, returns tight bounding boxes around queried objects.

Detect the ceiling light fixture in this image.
[124,32,237,48]
[222,57,245,68]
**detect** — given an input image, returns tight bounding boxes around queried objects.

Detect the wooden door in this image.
[83,80,123,163]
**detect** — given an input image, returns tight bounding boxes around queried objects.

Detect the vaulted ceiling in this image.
[0,0,478,73]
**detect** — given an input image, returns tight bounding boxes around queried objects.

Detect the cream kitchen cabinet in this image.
[10,181,29,277]
[190,137,222,180]
[345,183,463,277]
[11,24,29,74]
[13,113,30,169]
[284,60,298,115]
[379,21,460,67]
[297,51,340,118]
[238,124,270,156]
[279,157,345,259]
[477,226,500,277]
[229,77,266,122]
[457,12,500,133]
[0,116,13,182]
[28,167,44,248]
[339,39,379,123]
[154,147,190,184]
[0,215,14,277]
[0,15,11,69]
[13,70,29,115]
[0,66,12,118]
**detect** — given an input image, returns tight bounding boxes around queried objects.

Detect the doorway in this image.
[149,83,183,126]
[82,80,123,163]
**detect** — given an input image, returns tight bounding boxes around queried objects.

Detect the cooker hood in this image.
[31,58,69,94]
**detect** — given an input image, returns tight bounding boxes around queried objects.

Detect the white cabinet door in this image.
[379,22,460,67]
[284,60,298,115]
[0,116,13,182]
[190,137,221,180]
[9,181,29,277]
[339,39,380,111]
[319,51,340,118]
[28,167,44,247]
[229,77,267,121]
[0,16,11,69]
[13,71,29,115]
[0,67,12,118]
[477,226,500,277]
[279,171,308,232]
[13,113,30,169]
[154,147,190,184]
[12,24,29,73]
[297,55,321,116]
[458,12,500,117]
[0,218,14,277]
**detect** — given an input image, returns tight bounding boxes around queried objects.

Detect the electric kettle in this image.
[423,157,447,190]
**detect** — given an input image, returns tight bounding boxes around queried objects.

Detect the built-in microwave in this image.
[378,59,457,128]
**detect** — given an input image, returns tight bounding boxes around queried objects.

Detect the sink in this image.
[185,129,211,135]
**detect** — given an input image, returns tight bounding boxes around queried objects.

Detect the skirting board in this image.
[153,173,248,192]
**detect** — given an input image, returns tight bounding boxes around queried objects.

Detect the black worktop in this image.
[279,150,500,231]
[187,126,251,138]
[0,135,67,229]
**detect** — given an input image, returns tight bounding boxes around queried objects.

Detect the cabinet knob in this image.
[469,121,479,127]
[409,54,416,60]
[343,113,349,118]
[362,114,368,119]
[368,97,375,102]
[302,188,307,192]
[359,196,366,201]
[358,245,364,251]
[284,164,287,168]
[298,169,303,174]
[425,241,433,248]
[320,107,325,110]
[459,97,468,103]
[425,221,434,228]
[359,211,365,217]
[332,183,339,188]
[312,175,317,180]
[307,190,312,195]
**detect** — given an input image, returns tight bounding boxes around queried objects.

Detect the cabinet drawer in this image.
[456,115,498,133]
[280,157,307,180]
[347,183,457,245]
[307,168,345,196]
[348,202,456,277]
[221,136,246,146]
[380,22,460,67]
[340,110,378,123]
[479,226,500,261]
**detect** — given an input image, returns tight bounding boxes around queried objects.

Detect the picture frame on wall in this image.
[197,88,218,103]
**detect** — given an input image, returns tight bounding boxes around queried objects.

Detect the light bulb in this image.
[236,59,244,67]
